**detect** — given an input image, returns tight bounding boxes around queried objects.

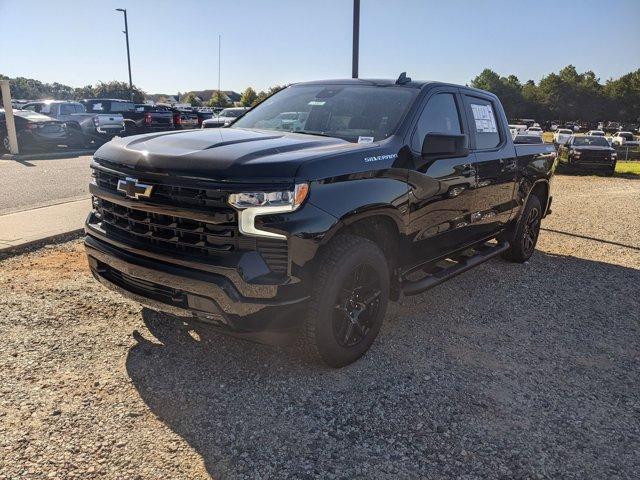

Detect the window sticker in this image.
[308,101,325,106]
[471,103,497,133]
[358,136,374,144]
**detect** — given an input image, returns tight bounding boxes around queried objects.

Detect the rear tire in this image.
[502,194,542,263]
[302,235,389,367]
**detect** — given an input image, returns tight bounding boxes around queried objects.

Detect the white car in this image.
[553,128,573,145]
[526,126,543,136]
[201,107,250,129]
[586,130,606,137]
[611,131,640,147]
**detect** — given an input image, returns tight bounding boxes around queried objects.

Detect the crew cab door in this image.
[460,92,518,237]
[405,88,478,264]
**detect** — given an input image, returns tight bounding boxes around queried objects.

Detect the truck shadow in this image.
[125,251,640,479]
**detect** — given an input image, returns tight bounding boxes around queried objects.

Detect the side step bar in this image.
[401,242,510,296]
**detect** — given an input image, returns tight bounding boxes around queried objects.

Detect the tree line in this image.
[3,66,639,123]
[470,65,640,124]
[0,76,146,104]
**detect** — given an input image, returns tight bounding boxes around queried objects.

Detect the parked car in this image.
[603,121,621,134]
[514,134,543,144]
[557,135,617,174]
[586,130,606,137]
[169,107,198,130]
[610,131,640,147]
[195,110,213,128]
[201,107,250,128]
[85,76,555,367]
[553,128,573,145]
[21,100,124,147]
[1,108,71,152]
[81,99,173,135]
[526,126,542,136]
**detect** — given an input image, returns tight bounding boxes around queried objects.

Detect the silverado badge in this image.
[117,177,153,200]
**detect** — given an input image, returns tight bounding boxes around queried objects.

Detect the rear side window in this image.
[466,96,501,149]
[411,93,462,151]
[60,104,76,115]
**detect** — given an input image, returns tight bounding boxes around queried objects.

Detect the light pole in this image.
[352,0,360,78]
[116,8,133,100]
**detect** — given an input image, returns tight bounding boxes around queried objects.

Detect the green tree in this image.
[253,90,268,105]
[92,81,146,103]
[184,93,201,107]
[73,85,95,100]
[207,91,231,108]
[240,87,257,107]
[603,69,640,122]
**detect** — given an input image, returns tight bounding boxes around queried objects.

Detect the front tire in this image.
[302,235,390,367]
[502,194,542,263]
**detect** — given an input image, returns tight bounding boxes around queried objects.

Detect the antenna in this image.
[395,72,411,85]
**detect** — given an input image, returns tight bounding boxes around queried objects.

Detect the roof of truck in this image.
[293,78,496,98]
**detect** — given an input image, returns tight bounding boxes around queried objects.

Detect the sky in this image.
[1,0,639,95]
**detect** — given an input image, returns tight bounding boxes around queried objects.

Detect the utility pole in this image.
[352,0,360,78]
[217,34,222,107]
[116,8,133,100]
[0,80,19,154]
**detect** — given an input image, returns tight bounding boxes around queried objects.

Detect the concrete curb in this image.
[0,229,84,258]
[0,149,96,161]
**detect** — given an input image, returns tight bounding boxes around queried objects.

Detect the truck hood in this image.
[94,127,369,183]
[573,146,614,152]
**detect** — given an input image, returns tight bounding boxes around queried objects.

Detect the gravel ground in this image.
[1,174,639,479]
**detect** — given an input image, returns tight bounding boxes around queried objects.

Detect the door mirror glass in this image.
[421,133,469,159]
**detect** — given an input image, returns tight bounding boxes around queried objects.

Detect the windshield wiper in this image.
[292,130,335,138]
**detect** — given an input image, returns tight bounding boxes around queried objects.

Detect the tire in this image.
[502,194,542,263]
[302,234,390,367]
[124,122,138,136]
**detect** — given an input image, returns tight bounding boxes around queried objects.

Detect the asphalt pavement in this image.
[0,154,92,215]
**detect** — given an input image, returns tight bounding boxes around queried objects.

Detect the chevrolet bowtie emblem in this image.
[116,177,153,200]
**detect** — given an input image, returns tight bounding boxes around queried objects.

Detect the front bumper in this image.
[85,233,310,332]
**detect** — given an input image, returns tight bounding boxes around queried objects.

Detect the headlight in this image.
[571,150,581,157]
[611,152,617,159]
[228,183,309,239]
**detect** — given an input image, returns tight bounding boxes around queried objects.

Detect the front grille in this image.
[94,169,229,210]
[90,167,289,274]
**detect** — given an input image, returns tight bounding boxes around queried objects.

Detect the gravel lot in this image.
[1,174,639,479]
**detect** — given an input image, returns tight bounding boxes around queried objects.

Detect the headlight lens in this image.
[228,183,309,211]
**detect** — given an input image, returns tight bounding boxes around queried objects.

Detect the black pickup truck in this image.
[81,99,174,135]
[85,76,556,367]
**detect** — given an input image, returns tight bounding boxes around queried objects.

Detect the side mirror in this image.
[421,133,469,159]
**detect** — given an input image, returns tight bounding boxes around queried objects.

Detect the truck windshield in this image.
[574,136,609,147]
[232,84,417,142]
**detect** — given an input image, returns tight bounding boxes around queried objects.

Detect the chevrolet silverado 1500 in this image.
[85,75,556,367]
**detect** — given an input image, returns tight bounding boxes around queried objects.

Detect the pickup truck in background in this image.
[558,135,617,174]
[85,75,556,367]
[21,100,124,147]
[168,107,199,130]
[81,99,174,135]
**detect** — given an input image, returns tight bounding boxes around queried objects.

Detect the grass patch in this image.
[616,161,640,176]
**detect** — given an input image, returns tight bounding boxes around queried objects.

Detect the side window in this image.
[466,96,500,149]
[411,93,462,151]
[23,104,40,112]
[60,104,75,115]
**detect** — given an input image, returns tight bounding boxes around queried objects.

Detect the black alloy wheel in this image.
[332,263,382,347]
[521,205,541,257]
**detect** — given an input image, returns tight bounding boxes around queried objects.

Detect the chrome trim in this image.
[237,205,293,239]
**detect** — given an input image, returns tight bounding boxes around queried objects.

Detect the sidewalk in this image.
[0,198,90,253]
